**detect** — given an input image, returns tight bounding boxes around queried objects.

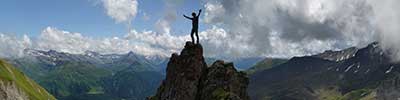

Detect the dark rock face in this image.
[199,60,250,100]
[149,42,249,100]
[151,42,207,100]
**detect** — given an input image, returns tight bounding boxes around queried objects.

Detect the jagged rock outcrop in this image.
[198,60,250,100]
[150,42,207,100]
[149,42,249,100]
[0,81,29,100]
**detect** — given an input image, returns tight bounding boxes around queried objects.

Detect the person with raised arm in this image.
[183,9,202,44]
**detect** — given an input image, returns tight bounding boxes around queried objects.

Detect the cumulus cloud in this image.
[204,1,226,24]
[0,27,234,59]
[202,0,381,58]
[0,34,32,58]
[102,0,138,23]
[155,18,173,34]
[0,26,254,59]
[0,27,179,58]
[124,29,186,53]
[155,0,180,34]
[37,27,92,54]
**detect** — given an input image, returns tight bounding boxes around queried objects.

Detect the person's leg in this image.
[191,29,195,44]
[195,30,199,44]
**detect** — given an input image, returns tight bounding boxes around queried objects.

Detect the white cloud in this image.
[155,19,172,35]
[0,27,179,58]
[102,0,138,23]
[367,0,400,62]
[37,27,92,54]
[0,26,252,59]
[37,27,172,57]
[154,0,178,36]
[201,0,379,58]
[124,29,187,53]
[0,34,32,58]
[204,2,226,24]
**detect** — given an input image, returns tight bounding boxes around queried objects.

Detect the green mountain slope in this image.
[32,61,163,100]
[0,59,56,100]
[246,58,288,75]
[10,49,166,99]
[103,68,163,99]
[39,62,111,99]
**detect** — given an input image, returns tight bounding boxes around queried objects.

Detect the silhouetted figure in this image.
[184,9,202,44]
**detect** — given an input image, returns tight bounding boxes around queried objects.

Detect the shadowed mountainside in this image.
[249,42,400,100]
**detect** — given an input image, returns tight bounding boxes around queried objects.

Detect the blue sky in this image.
[0,0,205,38]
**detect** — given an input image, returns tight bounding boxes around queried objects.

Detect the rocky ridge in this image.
[149,42,249,100]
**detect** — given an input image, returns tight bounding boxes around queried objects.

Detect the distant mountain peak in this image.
[313,47,358,62]
[48,49,57,53]
[23,48,48,57]
[84,50,100,57]
[127,51,135,55]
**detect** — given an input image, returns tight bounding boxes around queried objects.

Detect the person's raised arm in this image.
[197,9,202,17]
[183,14,193,20]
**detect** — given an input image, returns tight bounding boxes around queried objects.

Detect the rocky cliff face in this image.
[149,42,249,100]
[0,81,29,100]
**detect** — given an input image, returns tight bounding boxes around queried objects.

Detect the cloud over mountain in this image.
[0,27,237,59]
[0,34,31,58]
[201,0,400,60]
[0,27,169,58]
[369,0,400,61]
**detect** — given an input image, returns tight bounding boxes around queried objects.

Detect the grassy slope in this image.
[316,88,376,100]
[246,58,288,75]
[103,68,163,99]
[0,59,56,100]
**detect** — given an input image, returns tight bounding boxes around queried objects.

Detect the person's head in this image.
[192,12,196,17]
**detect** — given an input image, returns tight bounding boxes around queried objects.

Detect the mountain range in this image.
[8,49,166,100]
[4,40,398,100]
[5,48,262,100]
[248,42,400,100]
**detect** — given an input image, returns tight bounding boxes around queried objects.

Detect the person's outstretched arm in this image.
[197,9,202,17]
[183,14,193,20]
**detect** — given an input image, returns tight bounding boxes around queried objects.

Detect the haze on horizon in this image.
[0,0,400,61]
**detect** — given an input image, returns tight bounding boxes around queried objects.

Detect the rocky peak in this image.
[313,47,358,62]
[179,42,204,57]
[149,42,249,100]
[84,50,100,57]
[355,42,385,59]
